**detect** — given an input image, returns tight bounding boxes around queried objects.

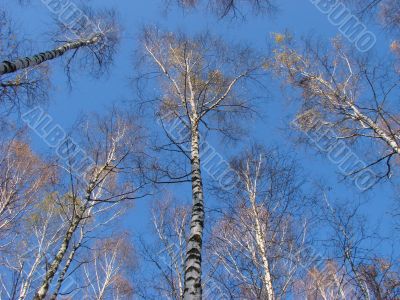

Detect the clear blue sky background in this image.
[3,0,399,259]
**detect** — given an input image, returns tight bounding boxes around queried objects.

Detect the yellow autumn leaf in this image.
[273,33,285,44]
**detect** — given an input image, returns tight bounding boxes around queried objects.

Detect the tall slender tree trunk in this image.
[33,217,81,300]
[49,234,84,300]
[183,127,204,300]
[249,195,275,300]
[0,34,101,76]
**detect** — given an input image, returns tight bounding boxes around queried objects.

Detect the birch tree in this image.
[0,34,100,76]
[82,234,136,300]
[31,109,147,300]
[299,256,400,299]
[295,193,400,299]
[0,193,66,300]
[0,130,53,245]
[140,28,262,299]
[136,197,190,299]
[207,146,310,299]
[296,260,358,299]
[313,258,400,299]
[358,258,400,299]
[274,37,400,183]
[0,7,119,77]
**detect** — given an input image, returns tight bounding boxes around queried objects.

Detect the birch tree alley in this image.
[1,1,399,299]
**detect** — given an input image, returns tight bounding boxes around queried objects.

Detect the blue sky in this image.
[4,0,398,257]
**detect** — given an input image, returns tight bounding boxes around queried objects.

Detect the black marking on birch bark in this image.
[0,35,101,76]
[186,246,202,255]
[2,61,15,73]
[33,219,80,300]
[186,272,201,280]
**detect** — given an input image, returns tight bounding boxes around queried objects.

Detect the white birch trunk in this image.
[183,127,204,300]
[0,34,101,76]
[33,217,80,300]
[49,232,84,300]
[249,194,275,300]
